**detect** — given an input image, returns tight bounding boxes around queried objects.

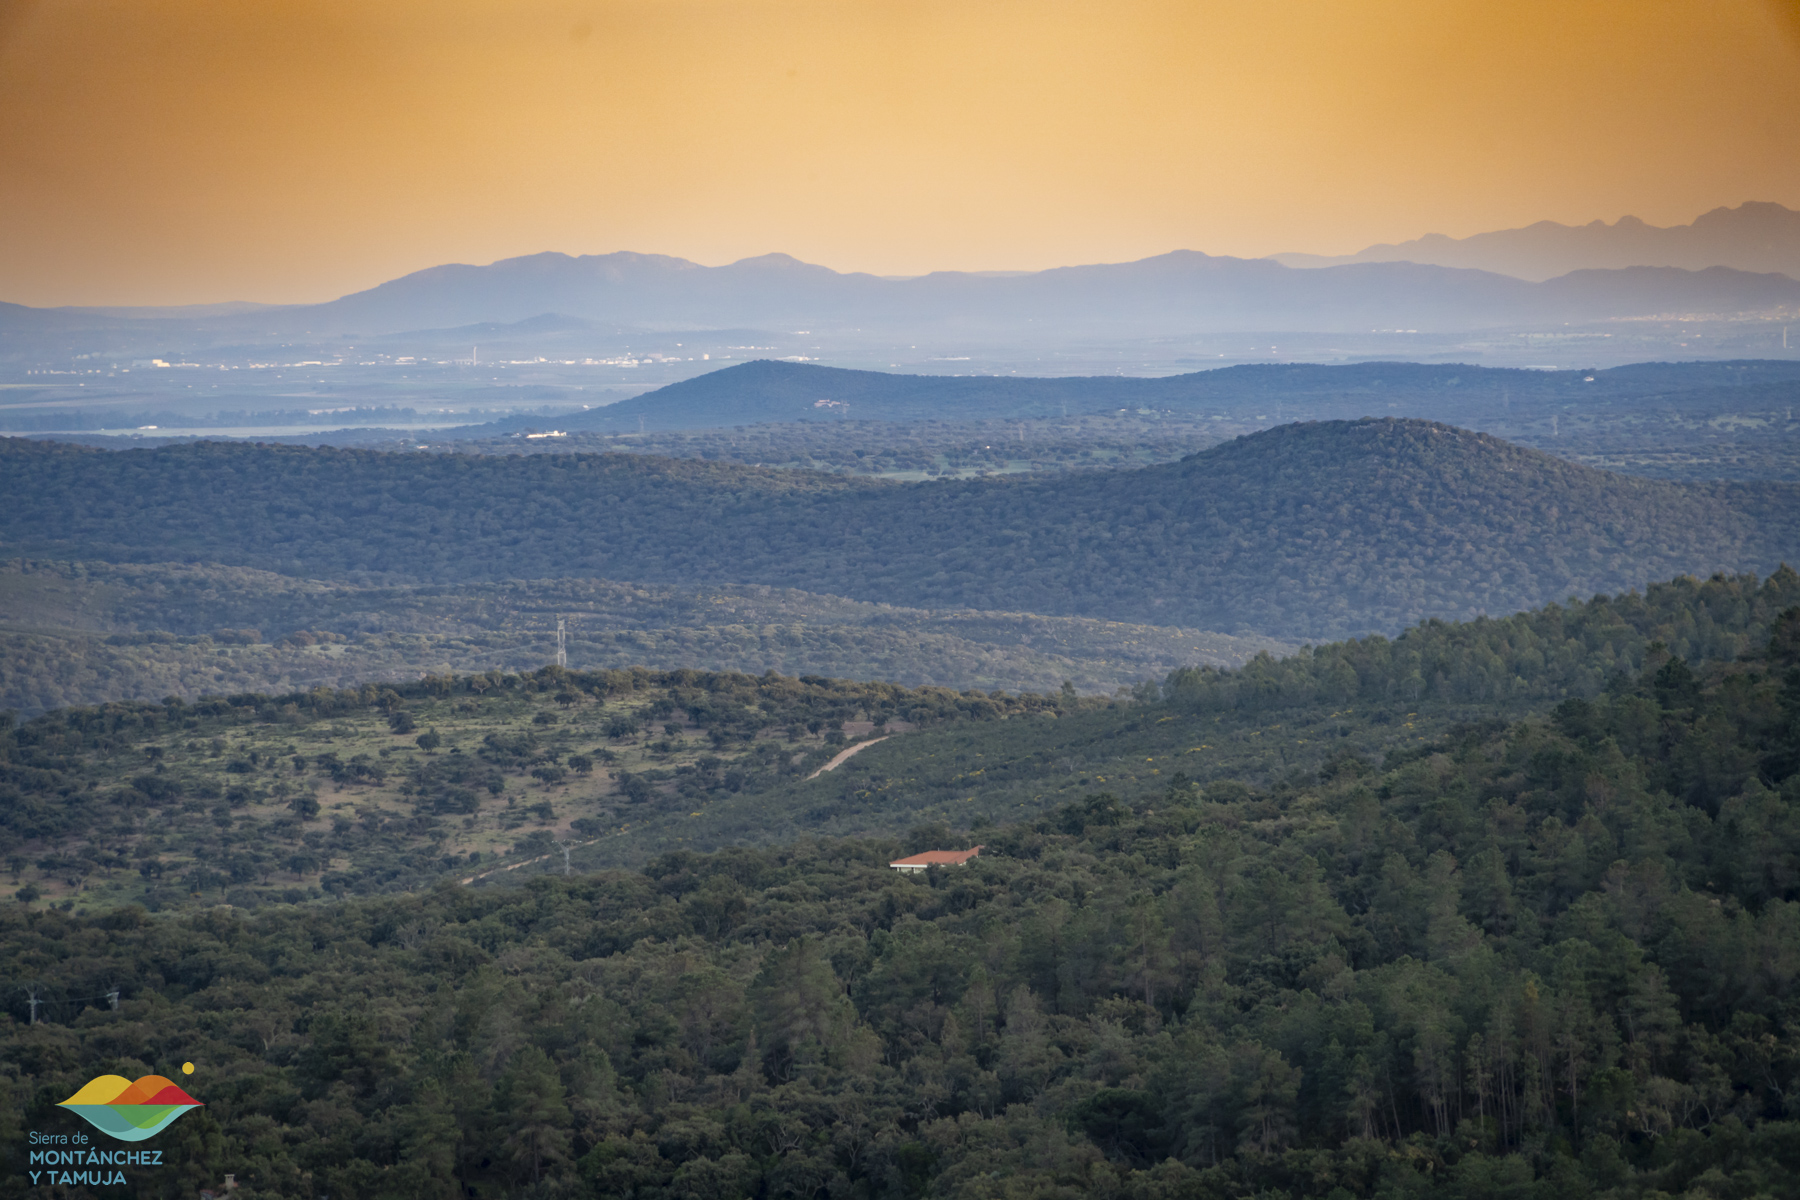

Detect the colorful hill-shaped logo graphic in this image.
[58,1075,202,1141]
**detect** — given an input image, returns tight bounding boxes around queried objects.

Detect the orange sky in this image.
[1,0,1797,306]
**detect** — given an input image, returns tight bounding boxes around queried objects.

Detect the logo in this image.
[57,1075,202,1142]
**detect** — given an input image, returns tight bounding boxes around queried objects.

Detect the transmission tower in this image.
[555,617,567,669]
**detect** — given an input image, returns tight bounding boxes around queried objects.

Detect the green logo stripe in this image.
[62,1104,199,1142]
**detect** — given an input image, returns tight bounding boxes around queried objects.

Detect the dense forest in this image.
[5,420,1798,639]
[0,559,1288,714]
[2,576,1797,1198]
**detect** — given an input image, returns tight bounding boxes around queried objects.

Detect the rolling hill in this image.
[528,357,1800,432]
[4,419,1796,640]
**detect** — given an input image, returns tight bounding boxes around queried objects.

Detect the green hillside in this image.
[0,668,1066,915]
[2,574,1797,1200]
[5,420,1797,639]
[4,570,1792,915]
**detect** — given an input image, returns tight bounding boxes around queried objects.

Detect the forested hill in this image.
[2,590,1798,1199]
[531,357,1800,432]
[5,420,1798,639]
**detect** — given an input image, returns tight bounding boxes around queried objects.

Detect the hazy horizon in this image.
[10,200,1796,315]
[2,0,1798,307]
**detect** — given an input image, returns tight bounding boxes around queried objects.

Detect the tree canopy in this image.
[2,593,1799,1199]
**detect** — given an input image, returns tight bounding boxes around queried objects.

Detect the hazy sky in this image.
[2,0,1798,306]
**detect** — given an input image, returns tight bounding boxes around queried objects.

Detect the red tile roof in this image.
[889,846,984,868]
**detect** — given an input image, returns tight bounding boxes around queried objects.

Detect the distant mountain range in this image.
[4,254,1798,353]
[6,419,1795,639]
[1271,201,1800,282]
[225,254,1800,337]
[3,203,1795,355]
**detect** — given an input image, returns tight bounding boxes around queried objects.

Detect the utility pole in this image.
[107,988,120,1011]
[27,986,40,1025]
[553,839,573,876]
[555,617,567,669]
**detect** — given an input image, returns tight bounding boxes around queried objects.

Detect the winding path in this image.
[457,736,896,883]
[805,736,890,780]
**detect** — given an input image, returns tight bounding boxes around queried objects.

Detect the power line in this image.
[13,981,129,1024]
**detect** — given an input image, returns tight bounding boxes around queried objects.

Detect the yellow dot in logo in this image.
[182,1062,195,1075]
